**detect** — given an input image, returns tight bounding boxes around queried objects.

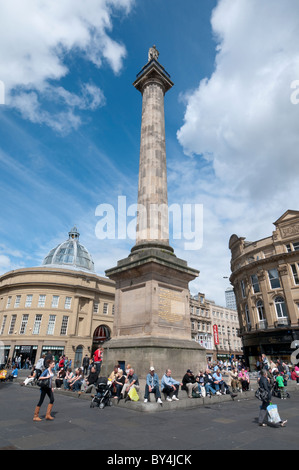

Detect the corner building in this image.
[0,228,115,368]
[229,210,299,368]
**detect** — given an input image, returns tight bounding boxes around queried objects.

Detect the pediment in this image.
[273,210,299,226]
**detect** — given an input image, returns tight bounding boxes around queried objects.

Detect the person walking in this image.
[258,369,287,427]
[33,359,55,422]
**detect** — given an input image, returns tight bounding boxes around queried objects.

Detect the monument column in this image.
[132,45,173,251]
[104,47,205,379]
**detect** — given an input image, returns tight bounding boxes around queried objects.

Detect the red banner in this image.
[213,324,219,345]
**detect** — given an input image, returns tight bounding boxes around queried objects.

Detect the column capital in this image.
[133,56,173,94]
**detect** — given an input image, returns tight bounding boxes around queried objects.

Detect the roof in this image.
[42,226,95,273]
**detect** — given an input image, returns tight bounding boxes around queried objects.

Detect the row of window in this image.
[191,321,211,333]
[190,306,209,317]
[0,314,69,336]
[93,302,114,315]
[241,264,299,298]
[5,295,114,316]
[6,294,72,310]
[217,339,241,351]
[244,296,292,326]
[215,325,238,337]
[247,241,299,264]
[212,311,238,322]
[285,241,299,252]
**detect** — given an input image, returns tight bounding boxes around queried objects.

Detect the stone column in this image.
[104,48,205,378]
[132,48,174,253]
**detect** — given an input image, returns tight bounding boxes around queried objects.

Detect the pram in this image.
[90,377,113,409]
[271,379,290,399]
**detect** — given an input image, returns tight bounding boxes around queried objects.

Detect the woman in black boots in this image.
[33,359,55,422]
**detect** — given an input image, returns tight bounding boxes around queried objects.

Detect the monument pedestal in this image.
[103,336,205,380]
[104,248,206,379]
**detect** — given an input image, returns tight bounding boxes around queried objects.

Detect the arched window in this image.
[274,296,287,319]
[257,300,265,321]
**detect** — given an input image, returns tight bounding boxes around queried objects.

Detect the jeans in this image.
[205,383,216,395]
[63,379,71,390]
[144,385,161,400]
[72,380,82,391]
[94,362,102,375]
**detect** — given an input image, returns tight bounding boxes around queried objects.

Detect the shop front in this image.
[243,329,299,370]
[13,345,38,368]
[41,345,65,363]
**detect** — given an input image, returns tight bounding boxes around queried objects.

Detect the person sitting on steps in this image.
[161,369,182,402]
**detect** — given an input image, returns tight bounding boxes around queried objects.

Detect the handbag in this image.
[255,387,269,401]
[37,377,50,389]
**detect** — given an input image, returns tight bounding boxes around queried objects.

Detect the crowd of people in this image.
[1,348,297,425]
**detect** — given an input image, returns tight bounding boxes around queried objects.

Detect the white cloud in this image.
[0,0,134,131]
[177,0,299,201]
[174,0,299,304]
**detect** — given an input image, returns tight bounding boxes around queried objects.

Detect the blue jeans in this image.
[205,384,216,395]
[144,385,161,400]
[72,380,82,391]
[63,379,71,390]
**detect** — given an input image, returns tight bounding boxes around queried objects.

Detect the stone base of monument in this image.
[102,336,206,380]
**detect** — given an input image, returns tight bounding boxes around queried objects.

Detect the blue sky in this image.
[0,0,299,306]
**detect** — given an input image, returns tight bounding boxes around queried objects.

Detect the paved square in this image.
[0,380,298,452]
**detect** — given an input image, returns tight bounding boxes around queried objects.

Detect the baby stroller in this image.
[271,379,290,399]
[90,377,113,409]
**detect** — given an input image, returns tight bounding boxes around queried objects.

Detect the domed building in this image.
[0,228,115,369]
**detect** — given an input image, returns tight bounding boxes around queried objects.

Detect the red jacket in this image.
[93,349,102,362]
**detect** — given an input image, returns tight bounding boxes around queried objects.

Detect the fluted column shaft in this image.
[135,79,169,247]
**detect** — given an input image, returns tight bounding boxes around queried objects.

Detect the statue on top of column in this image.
[148,45,159,62]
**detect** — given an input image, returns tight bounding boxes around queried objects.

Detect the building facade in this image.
[0,228,115,368]
[209,300,243,361]
[225,287,237,310]
[0,224,247,370]
[229,210,299,369]
[190,293,243,363]
[190,293,213,362]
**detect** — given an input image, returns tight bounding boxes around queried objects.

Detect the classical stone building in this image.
[229,210,299,369]
[225,287,237,310]
[189,293,213,362]
[0,227,115,368]
[208,300,243,361]
[0,224,243,371]
[190,293,243,363]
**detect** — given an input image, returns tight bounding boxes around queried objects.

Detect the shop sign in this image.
[20,345,33,354]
